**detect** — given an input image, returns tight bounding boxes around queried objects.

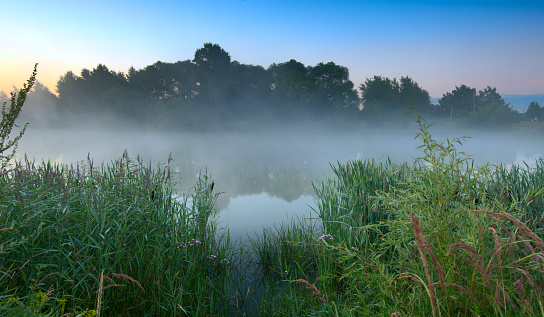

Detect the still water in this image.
[16,125,544,240]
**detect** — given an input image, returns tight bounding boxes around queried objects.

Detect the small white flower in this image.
[208,254,217,259]
[318,233,333,242]
[220,258,230,265]
[351,247,359,252]
[188,238,201,246]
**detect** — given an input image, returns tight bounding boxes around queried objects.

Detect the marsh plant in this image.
[2,67,543,316]
[252,114,544,316]
[0,152,230,316]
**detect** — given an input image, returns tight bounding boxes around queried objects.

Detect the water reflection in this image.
[16,126,544,237]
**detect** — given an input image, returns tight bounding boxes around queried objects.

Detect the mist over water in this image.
[15,123,544,239]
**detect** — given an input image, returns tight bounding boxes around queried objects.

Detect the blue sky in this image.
[2,0,543,97]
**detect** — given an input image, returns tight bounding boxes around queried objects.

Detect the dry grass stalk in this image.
[103,284,127,290]
[517,269,544,305]
[432,282,477,302]
[37,272,59,285]
[0,165,23,177]
[319,253,346,272]
[290,278,328,303]
[410,212,439,317]
[494,282,516,310]
[447,243,491,285]
[111,273,145,292]
[477,210,544,268]
[4,259,29,277]
[488,227,503,269]
[514,276,534,313]
[475,209,544,251]
[96,269,104,317]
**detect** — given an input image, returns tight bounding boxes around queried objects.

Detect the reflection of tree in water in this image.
[169,146,320,214]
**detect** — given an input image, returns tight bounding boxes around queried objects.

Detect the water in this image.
[15,124,544,240]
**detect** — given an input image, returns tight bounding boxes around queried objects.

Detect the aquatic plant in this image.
[0,152,229,316]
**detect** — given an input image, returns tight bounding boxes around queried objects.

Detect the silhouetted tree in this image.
[227,61,272,119]
[193,43,232,111]
[307,62,359,117]
[438,85,477,120]
[476,86,506,109]
[360,76,431,121]
[525,101,541,121]
[399,76,432,116]
[360,76,399,114]
[19,81,59,127]
[268,59,312,119]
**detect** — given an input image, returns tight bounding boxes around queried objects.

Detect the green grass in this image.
[0,152,230,316]
[250,115,544,316]
[2,115,544,316]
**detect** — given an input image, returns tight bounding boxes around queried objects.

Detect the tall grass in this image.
[313,158,411,251]
[2,115,543,316]
[251,114,544,316]
[0,152,230,316]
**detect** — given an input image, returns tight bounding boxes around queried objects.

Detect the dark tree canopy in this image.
[438,85,477,120]
[45,43,524,130]
[359,76,432,121]
[438,84,520,128]
[525,101,541,120]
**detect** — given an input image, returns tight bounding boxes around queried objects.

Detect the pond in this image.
[16,125,544,241]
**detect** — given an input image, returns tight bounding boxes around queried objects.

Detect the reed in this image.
[313,158,412,252]
[315,115,544,316]
[259,113,544,316]
[0,152,230,316]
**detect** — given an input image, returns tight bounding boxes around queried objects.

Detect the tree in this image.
[476,86,506,109]
[268,59,313,119]
[19,81,59,128]
[193,43,232,105]
[56,70,87,109]
[525,101,541,120]
[307,62,359,116]
[360,76,431,120]
[360,76,399,113]
[438,85,476,120]
[1,64,37,169]
[464,101,520,128]
[399,76,432,116]
[227,61,272,119]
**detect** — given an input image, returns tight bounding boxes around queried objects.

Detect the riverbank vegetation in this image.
[2,67,544,316]
[252,115,544,316]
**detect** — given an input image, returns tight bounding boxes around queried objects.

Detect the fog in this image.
[15,120,544,239]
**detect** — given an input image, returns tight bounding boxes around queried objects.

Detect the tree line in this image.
[3,43,540,131]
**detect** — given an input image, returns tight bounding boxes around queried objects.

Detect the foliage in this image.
[359,75,432,121]
[525,101,542,120]
[438,85,521,128]
[251,114,544,316]
[54,44,361,127]
[0,153,230,316]
[462,101,521,128]
[313,158,411,250]
[438,84,477,120]
[0,64,37,169]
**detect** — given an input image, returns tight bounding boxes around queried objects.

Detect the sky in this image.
[1,0,544,98]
